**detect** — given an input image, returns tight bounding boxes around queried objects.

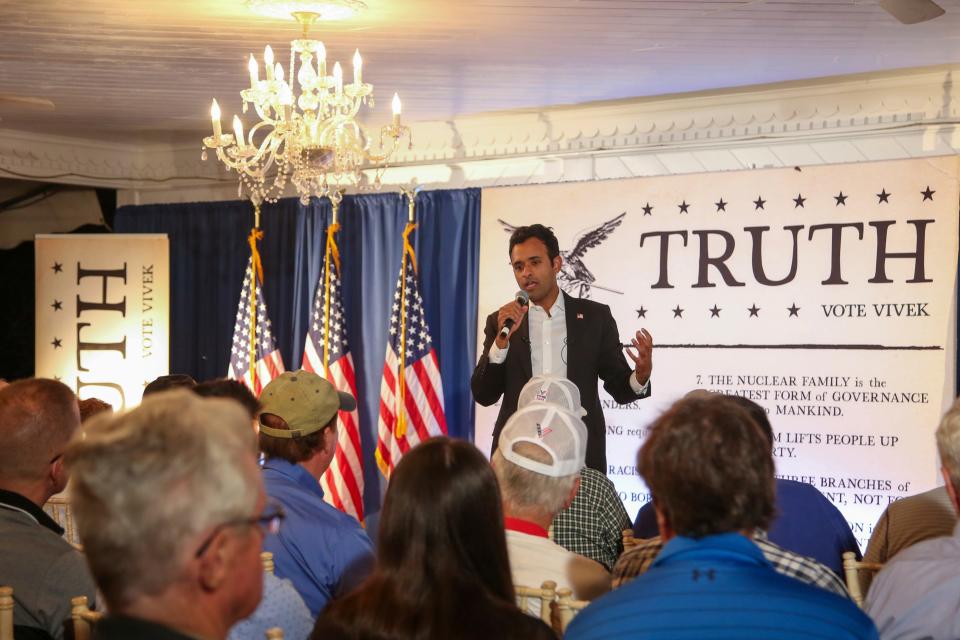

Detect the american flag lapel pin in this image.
[576,312,584,319]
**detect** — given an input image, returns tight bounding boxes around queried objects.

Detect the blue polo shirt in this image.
[262,458,375,617]
[634,478,861,575]
[566,533,878,640]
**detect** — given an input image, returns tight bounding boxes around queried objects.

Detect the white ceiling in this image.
[1,0,960,146]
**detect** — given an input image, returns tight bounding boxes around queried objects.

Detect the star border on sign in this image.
[642,203,653,216]
[51,300,63,311]
[51,262,63,274]
[51,337,63,349]
[787,303,800,317]
[636,307,647,318]
[678,200,690,214]
[672,305,684,318]
[877,189,891,204]
[714,198,727,212]
[753,196,766,211]
[834,191,848,206]
[921,186,935,201]
[793,194,806,208]
[748,304,760,318]
[709,305,721,318]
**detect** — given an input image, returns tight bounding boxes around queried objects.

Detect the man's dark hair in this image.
[194,378,261,420]
[638,395,775,538]
[724,395,774,448]
[258,413,331,463]
[508,224,560,262]
[143,374,197,397]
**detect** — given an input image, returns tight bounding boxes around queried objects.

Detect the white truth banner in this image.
[476,156,959,548]
[35,234,170,409]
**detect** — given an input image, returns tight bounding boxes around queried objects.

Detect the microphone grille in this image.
[515,290,530,306]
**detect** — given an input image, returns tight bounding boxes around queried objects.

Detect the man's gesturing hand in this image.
[627,328,653,386]
[495,300,528,349]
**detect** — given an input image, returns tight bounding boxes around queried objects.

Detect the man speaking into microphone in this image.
[472,224,653,473]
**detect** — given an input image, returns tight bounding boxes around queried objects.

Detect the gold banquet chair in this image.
[1,587,13,640]
[261,551,275,575]
[70,596,102,640]
[842,551,883,607]
[555,587,589,631]
[44,496,81,549]
[515,580,557,628]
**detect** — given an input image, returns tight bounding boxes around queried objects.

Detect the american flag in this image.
[376,223,447,477]
[302,225,365,522]
[229,248,285,394]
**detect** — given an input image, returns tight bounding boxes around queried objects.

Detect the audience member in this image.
[0,378,96,640]
[258,370,374,617]
[860,485,955,593]
[194,378,262,429]
[65,390,267,640]
[567,395,877,639]
[865,399,960,639]
[633,394,861,575]
[517,375,631,569]
[142,373,197,396]
[312,437,556,640]
[77,397,112,423]
[491,403,610,615]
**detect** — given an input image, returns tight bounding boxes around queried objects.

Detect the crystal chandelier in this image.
[203,9,410,205]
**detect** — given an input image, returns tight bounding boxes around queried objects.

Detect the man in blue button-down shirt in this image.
[258,370,375,618]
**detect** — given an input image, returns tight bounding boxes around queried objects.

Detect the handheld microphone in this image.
[499,290,530,339]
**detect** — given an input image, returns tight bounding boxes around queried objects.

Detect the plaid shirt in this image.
[551,467,632,570]
[613,530,849,597]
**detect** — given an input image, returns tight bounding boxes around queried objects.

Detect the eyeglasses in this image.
[194,500,285,558]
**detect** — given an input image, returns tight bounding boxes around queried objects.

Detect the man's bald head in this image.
[0,378,80,485]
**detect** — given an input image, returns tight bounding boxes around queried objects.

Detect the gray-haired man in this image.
[66,390,273,640]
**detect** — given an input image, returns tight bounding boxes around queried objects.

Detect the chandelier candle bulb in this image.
[333,62,343,95]
[317,42,326,78]
[392,93,401,125]
[275,63,284,82]
[264,45,275,80]
[233,115,246,149]
[248,54,259,87]
[353,49,362,85]
[210,99,223,140]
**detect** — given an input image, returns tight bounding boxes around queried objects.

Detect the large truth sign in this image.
[476,156,958,548]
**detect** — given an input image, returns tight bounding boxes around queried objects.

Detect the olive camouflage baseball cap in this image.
[258,370,356,439]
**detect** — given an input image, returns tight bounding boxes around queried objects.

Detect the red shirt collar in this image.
[504,516,549,538]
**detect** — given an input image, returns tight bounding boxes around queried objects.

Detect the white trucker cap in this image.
[499,403,588,478]
[517,374,588,417]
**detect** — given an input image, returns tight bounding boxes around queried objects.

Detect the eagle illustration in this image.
[498,213,626,299]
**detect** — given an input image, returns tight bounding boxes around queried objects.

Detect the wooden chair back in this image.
[70,596,102,640]
[261,551,274,575]
[555,587,589,631]
[44,496,81,548]
[515,580,557,626]
[0,587,13,640]
[842,551,883,607]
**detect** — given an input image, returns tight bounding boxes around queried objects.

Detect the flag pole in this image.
[322,191,343,376]
[396,188,417,438]
[248,201,263,391]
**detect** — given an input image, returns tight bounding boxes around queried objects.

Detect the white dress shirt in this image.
[488,296,648,394]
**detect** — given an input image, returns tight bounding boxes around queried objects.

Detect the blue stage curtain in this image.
[115,188,480,514]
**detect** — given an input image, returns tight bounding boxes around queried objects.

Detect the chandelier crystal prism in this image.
[203,10,410,205]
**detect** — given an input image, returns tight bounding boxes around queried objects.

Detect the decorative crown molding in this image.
[1,65,958,205]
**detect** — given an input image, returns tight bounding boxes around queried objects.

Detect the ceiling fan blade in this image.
[878,0,945,24]
[0,95,56,111]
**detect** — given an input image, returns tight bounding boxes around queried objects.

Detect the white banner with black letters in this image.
[476,156,959,547]
[35,234,170,409]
